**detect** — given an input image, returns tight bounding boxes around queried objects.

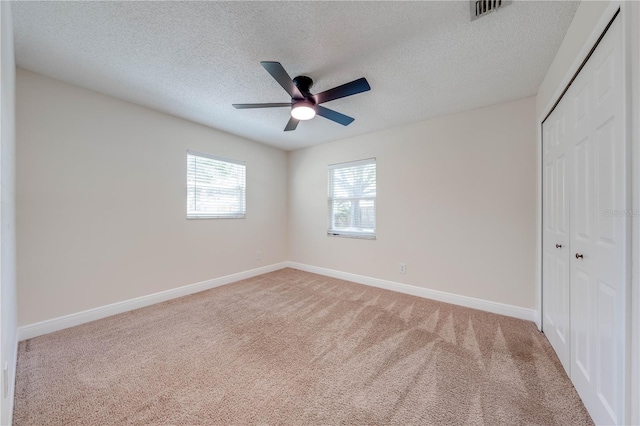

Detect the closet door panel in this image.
[543,13,626,424]
[572,268,592,379]
[542,102,572,373]
[568,15,625,425]
[595,119,616,244]
[573,135,592,243]
[555,252,569,346]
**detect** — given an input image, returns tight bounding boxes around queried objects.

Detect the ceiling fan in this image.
[233,61,371,131]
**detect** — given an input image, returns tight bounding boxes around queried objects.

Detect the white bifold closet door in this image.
[542,98,572,373]
[542,14,626,426]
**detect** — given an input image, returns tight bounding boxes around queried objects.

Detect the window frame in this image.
[327,158,377,239]
[186,150,246,220]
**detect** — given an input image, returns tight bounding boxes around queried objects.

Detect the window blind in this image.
[327,158,376,238]
[187,150,246,219]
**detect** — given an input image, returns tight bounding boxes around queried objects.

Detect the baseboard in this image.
[285,262,536,322]
[17,262,288,341]
[17,260,536,341]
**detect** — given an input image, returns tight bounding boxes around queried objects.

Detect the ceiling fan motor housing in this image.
[292,98,314,108]
[292,75,314,97]
[291,76,316,120]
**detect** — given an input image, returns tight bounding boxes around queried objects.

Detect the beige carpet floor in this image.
[14,268,592,425]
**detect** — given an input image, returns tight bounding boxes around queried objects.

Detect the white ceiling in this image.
[12,1,579,151]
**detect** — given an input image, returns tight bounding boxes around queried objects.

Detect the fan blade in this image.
[260,61,304,99]
[233,103,291,109]
[314,77,370,104]
[314,105,355,126]
[284,116,299,132]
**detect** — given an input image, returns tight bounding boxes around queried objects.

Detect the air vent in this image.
[470,0,511,21]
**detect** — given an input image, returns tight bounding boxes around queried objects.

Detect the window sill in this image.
[327,232,376,240]
[187,215,246,220]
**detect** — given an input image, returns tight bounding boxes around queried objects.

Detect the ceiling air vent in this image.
[470,0,511,21]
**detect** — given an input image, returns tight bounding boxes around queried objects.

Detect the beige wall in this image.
[16,71,538,329]
[1,2,17,424]
[537,1,611,117]
[16,69,288,326]
[288,97,537,309]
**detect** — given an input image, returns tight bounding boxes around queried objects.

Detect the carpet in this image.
[14,268,592,425]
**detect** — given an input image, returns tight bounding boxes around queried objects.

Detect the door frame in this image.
[536,1,639,424]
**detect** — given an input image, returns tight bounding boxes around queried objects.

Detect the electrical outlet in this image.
[399,263,407,274]
[256,251,262,260]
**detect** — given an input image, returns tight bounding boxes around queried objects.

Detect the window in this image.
[328,158,376,238]
[187,150,246,219]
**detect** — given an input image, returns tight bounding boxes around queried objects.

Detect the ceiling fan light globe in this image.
[291,105,316,120]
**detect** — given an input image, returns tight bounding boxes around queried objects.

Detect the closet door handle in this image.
[556,244,562,248]
[575,253,584,259]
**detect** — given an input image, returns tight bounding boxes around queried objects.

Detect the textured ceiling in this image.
[12,1,579,151]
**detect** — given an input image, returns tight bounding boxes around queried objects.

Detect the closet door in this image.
[569,15,625,426]
[542,101,572,374]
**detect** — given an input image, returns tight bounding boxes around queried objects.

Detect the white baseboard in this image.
[17,260,536,341]
[17,262,288,341]
[285,262,537,322]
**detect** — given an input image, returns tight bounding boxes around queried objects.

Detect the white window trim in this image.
[327,158,376,239]
[187,150,246,220]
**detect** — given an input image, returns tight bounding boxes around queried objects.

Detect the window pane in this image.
[331,163,376,199]
[328,159,376,237]
[187,152,246,218]
[331,200,353,229]
[330,199,376,233]
[357,199,376,230]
